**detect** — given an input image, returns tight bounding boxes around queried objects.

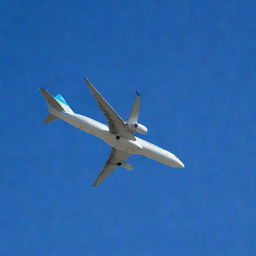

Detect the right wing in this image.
[84,77,135,141]
[128,90,141,124]
[93,148,131,187]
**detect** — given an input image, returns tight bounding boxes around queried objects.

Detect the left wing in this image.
[84,77,135,141]
[93,148,131,186]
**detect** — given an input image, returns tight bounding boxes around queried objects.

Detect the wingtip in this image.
[136,90,140,96]
[92,182,98,187]
[83,77,92,87]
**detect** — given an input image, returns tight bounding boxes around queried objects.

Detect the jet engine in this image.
[127,123,148,134]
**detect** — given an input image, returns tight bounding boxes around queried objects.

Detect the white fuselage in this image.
[50,109,184,168]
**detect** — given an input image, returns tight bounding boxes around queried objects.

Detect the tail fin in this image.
[39,88,74,125]
[39,88,64,111]
[54,94,74,114]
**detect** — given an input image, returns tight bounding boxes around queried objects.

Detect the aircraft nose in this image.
[175,157,185,168]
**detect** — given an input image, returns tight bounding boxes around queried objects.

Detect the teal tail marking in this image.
[54,94,69,106]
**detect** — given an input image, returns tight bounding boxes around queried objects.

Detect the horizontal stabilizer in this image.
[44,114,58,124]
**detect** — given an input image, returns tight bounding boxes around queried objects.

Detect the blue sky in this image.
[1,1,255,255]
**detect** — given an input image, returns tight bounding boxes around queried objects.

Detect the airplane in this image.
[39,78,185,186]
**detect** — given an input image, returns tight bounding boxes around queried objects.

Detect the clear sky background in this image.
[1,1,255,255]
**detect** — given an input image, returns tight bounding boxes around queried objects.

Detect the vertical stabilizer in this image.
[54,94,74,114]
[39,88,64,111]
[39,88,74,124]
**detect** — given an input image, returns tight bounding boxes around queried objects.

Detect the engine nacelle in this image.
[127,123,148,134]
[116,161,133,170]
